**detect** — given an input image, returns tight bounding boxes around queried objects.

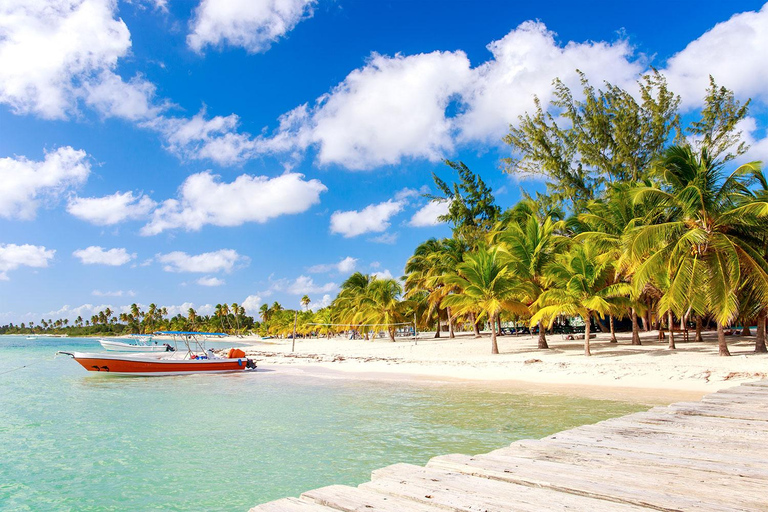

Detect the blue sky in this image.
[1,0,767,324]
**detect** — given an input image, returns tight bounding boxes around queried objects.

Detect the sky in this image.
[1,0,767,324]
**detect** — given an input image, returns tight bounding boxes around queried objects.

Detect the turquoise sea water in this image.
[0,336,647,511]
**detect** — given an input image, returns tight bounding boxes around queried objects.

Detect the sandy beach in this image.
[230,329,767,401]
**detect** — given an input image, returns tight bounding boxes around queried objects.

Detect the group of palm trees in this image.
[390,146,768,357]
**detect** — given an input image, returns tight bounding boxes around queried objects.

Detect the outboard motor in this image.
[246,358,257,369]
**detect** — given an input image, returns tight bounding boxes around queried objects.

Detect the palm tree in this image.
[443,246,530,354]
[334,273,374,339]
[301,295,311,311]
[405,238,468,338]
[494,213,568,349]
[532,241,632,356]
[575,183,652,346]
[630,146,768,356]
[360,278,405,342]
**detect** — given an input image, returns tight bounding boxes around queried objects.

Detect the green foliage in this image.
[504,70,681,210]
[429,160,501,247]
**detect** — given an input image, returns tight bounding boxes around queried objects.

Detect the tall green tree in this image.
[504,70,681,210]
[429,160,501,248]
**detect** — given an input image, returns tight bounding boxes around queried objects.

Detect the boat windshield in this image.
[154,331,228,357]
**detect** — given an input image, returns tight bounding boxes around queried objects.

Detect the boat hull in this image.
[99,339,168,352]
[64,352,253,376]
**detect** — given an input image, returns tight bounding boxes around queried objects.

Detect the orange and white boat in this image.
[58,331,256,376]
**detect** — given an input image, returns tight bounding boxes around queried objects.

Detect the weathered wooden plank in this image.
[618,410,768,433]
[507,439,768,481]
[250,497,339,512]
[485,442,768,487]
[710,384,768,395]
[538,427,768,469]
[364,463,648,512]
[584,418,768,451]
[428,452,764,511]
[301,484,444,512]
[545,426,768,465]
[742,380,768,388]
[648,401,768,421]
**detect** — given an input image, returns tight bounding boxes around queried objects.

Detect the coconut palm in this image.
[301,295,311,311]
[494,213,569,349]
[443,246,531,354]
[630,146,768,355]
[361,278,405,342]
[532,241,632,356]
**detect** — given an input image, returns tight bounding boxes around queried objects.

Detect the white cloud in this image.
[0,243,55,280]
[368,232,398,245]
[372,269,393,280]
[330,199,404,238]
[92,289,136,297]
[67,191,156,225]
[409,200,450,227]
[142,170,327,235]
[456,21,642,144]
[270,51,473,170]
[188,0,315,54]
[0,147,90,220]
[663,4,768,109]
[285,275,337,295]
[73,246,136,266]
[197,276,225,286]
[241,294,262,316]
[310,293,333,311]
[156,249,247,273]
[307,256,357,274]
[146,111,262,166]
[0,0,156,120]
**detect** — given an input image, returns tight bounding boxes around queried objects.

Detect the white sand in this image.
[234,329,767,401]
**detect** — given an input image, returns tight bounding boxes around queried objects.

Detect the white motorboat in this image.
[60,331,256,376]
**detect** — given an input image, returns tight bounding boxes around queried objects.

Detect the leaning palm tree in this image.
[532,241,632,356]
[443,246,530,354]
[630,146,768,356]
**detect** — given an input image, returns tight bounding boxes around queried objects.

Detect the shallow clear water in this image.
[0,336,646,511]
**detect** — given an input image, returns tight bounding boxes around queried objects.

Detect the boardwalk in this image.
[251,381,768,511]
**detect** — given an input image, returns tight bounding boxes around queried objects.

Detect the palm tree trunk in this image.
[667,311,676,350]
[490,313,499,355]
[389,326,395,342]
[434,314,441,338]
[584,314,592,356]
[755,310,767,354]
[472,313,481,338]
[717,322,731,356]
[537,320,548,349]
[695,315,704,342]
[609,315,617,343]
[742,323,752,336]
[630,308,641,345]
[496,317,502,337]
[447,306,455,338]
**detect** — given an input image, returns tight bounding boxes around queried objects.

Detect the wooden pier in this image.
[251,381,768,511]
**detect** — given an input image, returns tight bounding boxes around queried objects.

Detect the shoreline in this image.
[236,330,767,400]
